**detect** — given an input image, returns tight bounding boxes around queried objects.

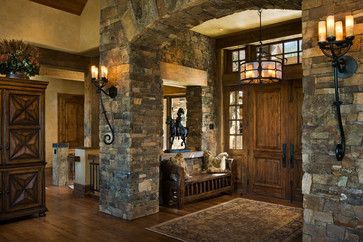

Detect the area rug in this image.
[147,198,303,242]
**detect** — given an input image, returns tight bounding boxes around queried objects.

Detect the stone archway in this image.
[99,0,301,220]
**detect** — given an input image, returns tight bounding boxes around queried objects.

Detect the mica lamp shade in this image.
[240,60,282,84]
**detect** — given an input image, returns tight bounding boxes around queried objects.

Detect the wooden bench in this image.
[160,152,234,208]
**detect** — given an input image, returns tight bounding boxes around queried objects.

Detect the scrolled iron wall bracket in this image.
[91,75,118,145]
[318,36,357,161]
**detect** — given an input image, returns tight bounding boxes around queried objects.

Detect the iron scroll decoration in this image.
[91,74,118,145]
[318,34,357,161]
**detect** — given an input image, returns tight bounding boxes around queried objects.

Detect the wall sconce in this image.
[91,65,117,145]
[318,15,357,161]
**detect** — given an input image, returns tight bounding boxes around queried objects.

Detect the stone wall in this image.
[302,0,363,240]
[161,31,218,154]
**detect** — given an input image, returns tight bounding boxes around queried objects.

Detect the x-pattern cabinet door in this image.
[3,90,44,165]
[3,167,43,213]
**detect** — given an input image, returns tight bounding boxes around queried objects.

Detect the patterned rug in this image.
[147,198,303,242]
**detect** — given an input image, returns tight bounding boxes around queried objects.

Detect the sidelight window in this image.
[228,90,243,149]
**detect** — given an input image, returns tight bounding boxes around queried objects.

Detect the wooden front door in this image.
[58,94,84,148]
[245,79,303,202]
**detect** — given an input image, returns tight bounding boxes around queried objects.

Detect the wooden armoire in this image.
[0,77,48,221]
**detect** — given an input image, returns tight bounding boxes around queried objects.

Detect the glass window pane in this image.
[171,97,187,126]
[229,106,237,119]
[232,62,238,72]
[229,136,236,149]
[284,41,298,53]
[239,50,246,60]
[238,122,243,134]
[229,121,237,134]
[232,51,239,61]
[299,39,302,51]
[163,99,168,151]
[271,43,283,55]
[285,53,298,65]
[229,91,236,105]
[238,91,243,104]
[236,107,242,119]
[236,136,243,149]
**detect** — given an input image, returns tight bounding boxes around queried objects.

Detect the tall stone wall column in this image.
[186,86,203,151]
[302,0,363,240]
[99,0,162,219]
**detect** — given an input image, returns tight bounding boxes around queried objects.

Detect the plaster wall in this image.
[0,0,99,53]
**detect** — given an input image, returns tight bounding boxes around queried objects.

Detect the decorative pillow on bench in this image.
[169,153,191,178]
[204,151,229,173]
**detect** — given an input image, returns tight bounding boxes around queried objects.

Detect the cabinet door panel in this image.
[4,91,44,165]
[4,167,43,212]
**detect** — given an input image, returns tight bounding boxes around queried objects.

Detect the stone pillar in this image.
[99,0,162,219]
[84,72,100,148]
[186,86,203,151]
[52,143,69,186]
[302,0,363,240]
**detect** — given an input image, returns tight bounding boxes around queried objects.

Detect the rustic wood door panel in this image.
[4,91,43,165]
[249,84,287,199]
[255,88,282,150]
[245,79,303,202]
[287,80,303,202]
[3,167,43,212]
[58,94,84,148]
[0,172,3,212]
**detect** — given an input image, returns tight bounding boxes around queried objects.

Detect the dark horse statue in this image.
[166,108,188,150]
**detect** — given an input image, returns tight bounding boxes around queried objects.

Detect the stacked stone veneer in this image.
[99,0,300,220]
[161,30,218,153]
[302,0,363,240]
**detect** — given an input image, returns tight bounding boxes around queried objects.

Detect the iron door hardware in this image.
[289,144,294,169]
[282,144,287,168]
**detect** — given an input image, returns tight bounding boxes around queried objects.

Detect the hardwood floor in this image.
[0,187,238,242]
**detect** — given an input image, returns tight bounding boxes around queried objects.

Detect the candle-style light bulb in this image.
[318,21,327,42]
[335,21,343,41]
[326,15,335,38]
[345,15,354,37]
[91,65,98,79]
[101,66,108,79]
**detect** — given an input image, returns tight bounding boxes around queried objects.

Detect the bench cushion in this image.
[185,172,230,183]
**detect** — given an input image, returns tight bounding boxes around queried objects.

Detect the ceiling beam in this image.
[216,18,302,49]
[29,0,88,15]
[38,47,95,72]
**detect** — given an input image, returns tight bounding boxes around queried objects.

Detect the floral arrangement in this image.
[0,39,40,78]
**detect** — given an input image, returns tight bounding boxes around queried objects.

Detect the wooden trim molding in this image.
[160,62,208,87]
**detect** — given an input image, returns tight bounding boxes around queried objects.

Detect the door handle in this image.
[290,144,294,169]
[282,144,287,168]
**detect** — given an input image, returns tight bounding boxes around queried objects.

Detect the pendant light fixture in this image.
[240,9,284,84]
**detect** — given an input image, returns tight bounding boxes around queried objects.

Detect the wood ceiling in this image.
[29,0,88,15]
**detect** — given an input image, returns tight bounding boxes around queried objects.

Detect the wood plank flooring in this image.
[0,187,237,242]
[0,187,303,242]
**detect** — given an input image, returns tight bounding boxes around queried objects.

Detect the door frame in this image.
[57,93,84,148]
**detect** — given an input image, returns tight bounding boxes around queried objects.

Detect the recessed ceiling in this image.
[29,0,88,15]
[191,9,302,37]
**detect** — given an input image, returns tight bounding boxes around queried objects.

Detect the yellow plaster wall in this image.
[0,0,100,53]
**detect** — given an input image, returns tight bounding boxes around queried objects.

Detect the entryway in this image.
[225,79,303,203]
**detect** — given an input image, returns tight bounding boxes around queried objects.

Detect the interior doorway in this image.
[58,94,84,148]
[225,79,303,203]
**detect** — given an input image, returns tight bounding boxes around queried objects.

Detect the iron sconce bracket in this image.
[318,36,357,161]
[91,77,118,145]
